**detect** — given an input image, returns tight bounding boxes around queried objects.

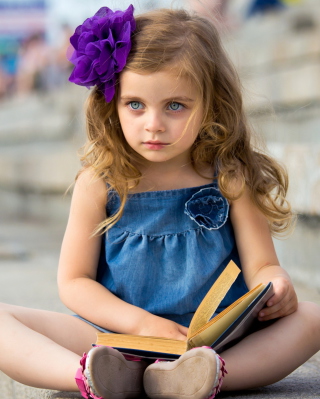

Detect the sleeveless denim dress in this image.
[77,181,248,332]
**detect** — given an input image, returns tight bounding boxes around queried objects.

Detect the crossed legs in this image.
[0,303,97,391]
[0,301,319,394]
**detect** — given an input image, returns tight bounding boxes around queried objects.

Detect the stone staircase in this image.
[224,0,320,290]
[0,85,85,222]
[225,0,320,216]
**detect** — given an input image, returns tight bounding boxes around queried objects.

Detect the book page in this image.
[188,261,240,338]
[96,333,187,355]
[188,285,265,348]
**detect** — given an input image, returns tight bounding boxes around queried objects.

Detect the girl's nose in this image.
[144,111,165,133]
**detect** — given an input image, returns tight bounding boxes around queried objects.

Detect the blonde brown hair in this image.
[81,8,294,236]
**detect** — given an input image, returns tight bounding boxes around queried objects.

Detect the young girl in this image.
[0,5,319,399]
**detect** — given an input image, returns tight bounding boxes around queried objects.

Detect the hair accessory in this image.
[68,5,136,102]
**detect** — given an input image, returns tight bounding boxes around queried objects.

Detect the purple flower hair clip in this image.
[67,5,136,102]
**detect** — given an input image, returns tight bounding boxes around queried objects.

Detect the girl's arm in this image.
[57,169,188,340]
[230,187,298,322]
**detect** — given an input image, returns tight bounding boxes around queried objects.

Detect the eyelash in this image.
[126,101,185,112]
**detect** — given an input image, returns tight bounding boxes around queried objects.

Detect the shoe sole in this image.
[144,347,219,399]
[86,346,148,399]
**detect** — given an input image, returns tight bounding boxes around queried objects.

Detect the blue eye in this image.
[169,102,183,111]
[129,101,143,110]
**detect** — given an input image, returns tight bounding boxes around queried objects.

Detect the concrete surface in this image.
[0,217,319,398]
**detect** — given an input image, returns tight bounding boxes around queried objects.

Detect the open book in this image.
[96,261,274,360]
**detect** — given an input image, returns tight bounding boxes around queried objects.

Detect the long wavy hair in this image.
[80,8,294,236]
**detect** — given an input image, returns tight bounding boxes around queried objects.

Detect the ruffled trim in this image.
[184,187,229,230]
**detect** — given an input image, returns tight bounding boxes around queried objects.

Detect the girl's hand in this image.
[258,276,298,321]
[135,314,188,341]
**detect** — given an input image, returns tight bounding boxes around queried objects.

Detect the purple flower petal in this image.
[114,43,131,71]
[78,32,97,53]
[69,57,92,84]
[68,4,135,102]
[97,56,115,81]
[102,78,116,103]
[85,42,102,60]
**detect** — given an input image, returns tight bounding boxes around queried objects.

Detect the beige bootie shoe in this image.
[144,346,227,399]
[75,345,148,399]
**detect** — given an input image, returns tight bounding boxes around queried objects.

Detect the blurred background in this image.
[0,0,319,295]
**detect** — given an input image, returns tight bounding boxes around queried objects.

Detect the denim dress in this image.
[78,181,248,332]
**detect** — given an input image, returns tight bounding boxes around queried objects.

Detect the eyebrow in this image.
[119,95,195,103]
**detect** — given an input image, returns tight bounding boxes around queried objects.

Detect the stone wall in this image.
[225,0,320,213]
[224,0,320,287]
[0,85,85,221]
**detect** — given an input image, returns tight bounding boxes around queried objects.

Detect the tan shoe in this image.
[75,346,148,399]
[143,347,227,399]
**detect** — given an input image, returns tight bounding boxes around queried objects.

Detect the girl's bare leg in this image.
[221,301,320,390]
[0,303,98,391]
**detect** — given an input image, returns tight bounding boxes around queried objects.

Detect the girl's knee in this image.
[0,302,21,311]
[297,301,320,335]
[0,303,15,323]
[0,302,12,314]
[0,303,27,320]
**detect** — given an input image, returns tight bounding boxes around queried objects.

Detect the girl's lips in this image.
[143,141,169,150]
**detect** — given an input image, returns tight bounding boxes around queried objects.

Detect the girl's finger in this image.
[259,298,289,318]
[178,325,189,337]
[259,300,297,321]
[177,332,188,341]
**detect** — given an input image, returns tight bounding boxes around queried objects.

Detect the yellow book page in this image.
[189,283,263,338]
[187,261,240,339]
[187,284,265,349]
[96,333,187,355]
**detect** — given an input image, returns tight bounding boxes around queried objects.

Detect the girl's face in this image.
[117,70,203,167]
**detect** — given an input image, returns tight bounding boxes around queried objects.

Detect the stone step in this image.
[0,86,85,146]
[225,2,320,112]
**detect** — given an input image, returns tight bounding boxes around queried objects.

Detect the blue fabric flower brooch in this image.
[184,187,229,230]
